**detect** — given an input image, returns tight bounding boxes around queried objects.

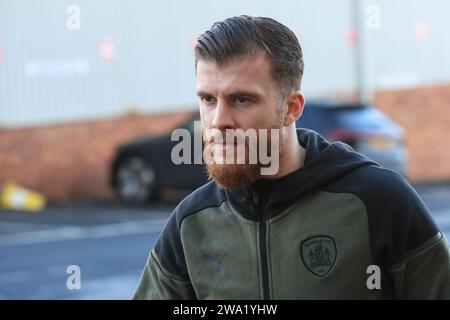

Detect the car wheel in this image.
[115,157,157,204]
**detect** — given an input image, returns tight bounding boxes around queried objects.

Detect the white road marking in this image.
[0,270,31,285]
[0,219,168,247]
[0,221,61,232]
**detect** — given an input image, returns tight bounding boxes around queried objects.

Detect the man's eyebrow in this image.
[196,90,211,97]
[196,90,263,99]
[227,91,261,99]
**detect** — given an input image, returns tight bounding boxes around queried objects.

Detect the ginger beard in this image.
[203,109,285,189]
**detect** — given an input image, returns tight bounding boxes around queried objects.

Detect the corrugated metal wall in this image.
[370,0,450,89]
[0,0,449,127]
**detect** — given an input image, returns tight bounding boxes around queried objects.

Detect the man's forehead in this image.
[196,52,275,94]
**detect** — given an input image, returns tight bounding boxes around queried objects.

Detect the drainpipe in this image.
[352,0,375,104]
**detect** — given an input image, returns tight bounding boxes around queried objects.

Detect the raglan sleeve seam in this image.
[150,249,192,283]
[387,232,445,271]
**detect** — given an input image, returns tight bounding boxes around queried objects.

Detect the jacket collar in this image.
[223,128,378,220]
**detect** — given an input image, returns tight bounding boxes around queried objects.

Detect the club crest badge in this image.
[301,235,337,277]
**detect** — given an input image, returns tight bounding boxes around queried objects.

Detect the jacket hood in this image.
[225,128,379,220]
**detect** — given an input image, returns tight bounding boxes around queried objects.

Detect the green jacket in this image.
[133,129,450,299]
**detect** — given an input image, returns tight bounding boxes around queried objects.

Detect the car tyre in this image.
[114,156,157,205]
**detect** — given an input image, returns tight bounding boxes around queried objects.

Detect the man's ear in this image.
[283,91,305,126]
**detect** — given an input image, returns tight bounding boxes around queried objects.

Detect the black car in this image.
[110,101,407,204]
[296,100,406,176]
[110,113,207,204]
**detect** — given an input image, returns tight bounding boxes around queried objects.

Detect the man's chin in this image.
[206,163,261,189]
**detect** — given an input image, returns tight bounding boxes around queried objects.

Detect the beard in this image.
[203,112,285,189]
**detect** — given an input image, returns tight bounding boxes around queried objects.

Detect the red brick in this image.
[375,83,450,183]
[0,110,195,202]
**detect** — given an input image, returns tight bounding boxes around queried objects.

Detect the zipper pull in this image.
[252,191,259,206]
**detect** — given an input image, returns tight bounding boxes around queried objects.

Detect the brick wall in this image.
[0,110,194,202]
[374,84,450,183]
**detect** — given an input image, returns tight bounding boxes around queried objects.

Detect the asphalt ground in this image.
[1,184,450,299]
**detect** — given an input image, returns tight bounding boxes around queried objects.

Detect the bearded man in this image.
[133,15,450,299]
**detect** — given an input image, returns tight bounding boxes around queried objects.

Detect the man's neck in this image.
[270,137,306,179]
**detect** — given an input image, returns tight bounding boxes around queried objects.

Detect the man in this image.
[133,15,450,299]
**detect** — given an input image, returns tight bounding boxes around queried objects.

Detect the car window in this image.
[333,107,397,130]
[296,104,400,136]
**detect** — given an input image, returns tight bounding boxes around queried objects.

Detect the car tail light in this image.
[326,129,360,148]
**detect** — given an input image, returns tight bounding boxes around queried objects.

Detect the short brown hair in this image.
[195,15,304,98]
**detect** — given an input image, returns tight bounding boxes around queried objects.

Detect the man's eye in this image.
[236,96,248,104]
[201,96,214,103]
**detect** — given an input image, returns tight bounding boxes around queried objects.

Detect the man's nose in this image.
[211,100,235,129]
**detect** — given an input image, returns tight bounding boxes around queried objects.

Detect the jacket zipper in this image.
[253,191,270,300]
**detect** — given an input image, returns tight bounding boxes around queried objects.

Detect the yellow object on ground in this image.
[0,182,46,212]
